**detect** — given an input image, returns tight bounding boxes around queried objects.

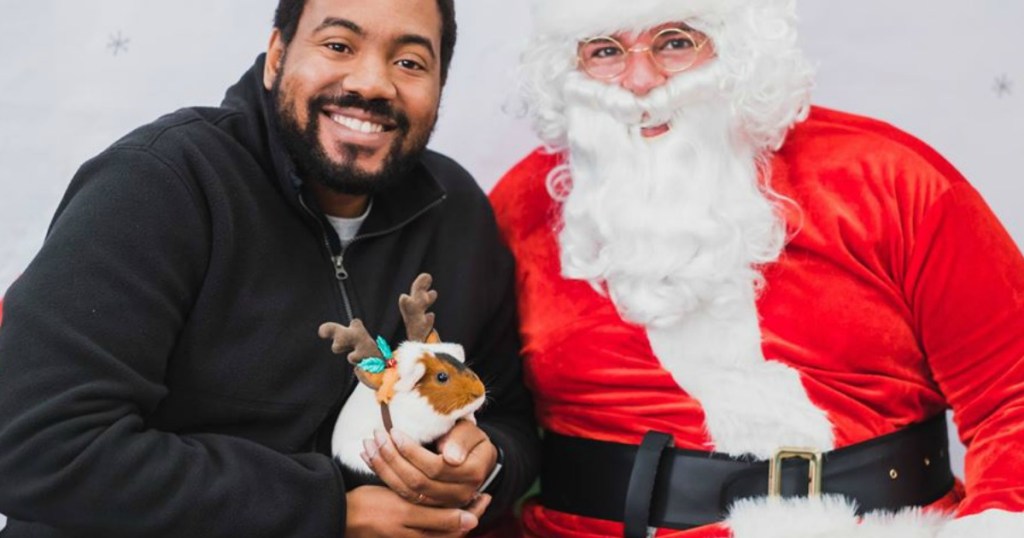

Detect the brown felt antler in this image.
[399,273,439,342]
[318,319,380,366]
[318,319,393,396]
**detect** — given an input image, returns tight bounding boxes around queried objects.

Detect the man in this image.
[491,0,1024,536]
[0,0,538,536]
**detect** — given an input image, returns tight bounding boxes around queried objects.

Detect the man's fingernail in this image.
[459,511,478,531]
[444,445,465,463]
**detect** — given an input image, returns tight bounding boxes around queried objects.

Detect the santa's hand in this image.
[361,421,498,508]
[345,484,490,537]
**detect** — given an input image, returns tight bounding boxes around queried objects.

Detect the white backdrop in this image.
[1,1,1022,529]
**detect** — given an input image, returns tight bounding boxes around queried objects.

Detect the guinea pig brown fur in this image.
[414,352,486,416]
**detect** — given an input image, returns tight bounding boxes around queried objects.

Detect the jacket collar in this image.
[220,54,447,236]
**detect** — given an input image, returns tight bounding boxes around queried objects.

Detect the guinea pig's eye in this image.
[436,372,449,384]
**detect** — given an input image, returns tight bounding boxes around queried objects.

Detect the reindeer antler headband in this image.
[318,273,442,431]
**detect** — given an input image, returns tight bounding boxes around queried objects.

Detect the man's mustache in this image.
[310,93,410,131]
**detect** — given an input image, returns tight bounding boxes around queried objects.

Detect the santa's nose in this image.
[620,53,667,97]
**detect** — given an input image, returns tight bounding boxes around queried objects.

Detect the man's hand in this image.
[345,485,491,538]
[361,420,499,508]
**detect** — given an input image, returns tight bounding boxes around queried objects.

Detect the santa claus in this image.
[489,0,1024,537]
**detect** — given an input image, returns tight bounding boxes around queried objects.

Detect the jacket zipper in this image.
[331,250,355,323]
[299,193,361,455]
[299,195,354,323]
[309,193,447,322]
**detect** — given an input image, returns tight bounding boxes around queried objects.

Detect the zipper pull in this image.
[332,255,349,281]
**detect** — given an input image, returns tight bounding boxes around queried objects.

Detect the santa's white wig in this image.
[521,0,815,152]
[518,0,817,328]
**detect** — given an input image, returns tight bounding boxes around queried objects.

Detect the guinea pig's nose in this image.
[471,378,485,398]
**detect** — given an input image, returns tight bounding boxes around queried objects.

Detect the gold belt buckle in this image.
[768,447,823,497]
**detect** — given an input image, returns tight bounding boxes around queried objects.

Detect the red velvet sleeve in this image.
[905,182,1024,517]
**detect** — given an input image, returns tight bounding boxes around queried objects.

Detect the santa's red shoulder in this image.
[783,106,968,190]
[489,147,564,242]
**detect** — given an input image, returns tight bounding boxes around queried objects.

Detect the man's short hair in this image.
[273,0,457,84]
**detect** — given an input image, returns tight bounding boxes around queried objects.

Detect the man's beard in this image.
[555,67,787,328]
[272,73,433,196]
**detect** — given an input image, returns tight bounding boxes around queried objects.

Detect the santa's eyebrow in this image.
[664,23,699,32]
[640,21,696,32]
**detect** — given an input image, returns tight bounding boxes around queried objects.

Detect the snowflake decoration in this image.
[993,75,1013,98]
[107,31,131,56]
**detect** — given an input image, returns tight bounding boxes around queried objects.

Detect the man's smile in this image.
[331,114,386,134]
[322,106,399,149]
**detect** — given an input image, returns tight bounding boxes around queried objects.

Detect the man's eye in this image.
[396,59,426,71]
[326,43,352,54]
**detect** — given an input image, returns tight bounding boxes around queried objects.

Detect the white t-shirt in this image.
[325,201,372,248]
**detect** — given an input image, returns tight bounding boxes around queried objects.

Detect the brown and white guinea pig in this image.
[331,340,487,475]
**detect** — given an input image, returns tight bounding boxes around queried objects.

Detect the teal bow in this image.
[356,336,395,374]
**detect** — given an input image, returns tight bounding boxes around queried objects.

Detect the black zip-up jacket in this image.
[0,55,539,537]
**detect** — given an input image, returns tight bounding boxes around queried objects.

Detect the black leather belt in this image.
[541,414,954,538]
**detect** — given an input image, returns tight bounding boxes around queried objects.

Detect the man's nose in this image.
[619,52,667,97]
[341,55,398,101]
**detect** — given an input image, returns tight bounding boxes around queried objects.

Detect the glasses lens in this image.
[652,29,704,72]
[579,38,627,78]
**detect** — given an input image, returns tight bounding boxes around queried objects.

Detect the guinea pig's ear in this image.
[393,358,427,393]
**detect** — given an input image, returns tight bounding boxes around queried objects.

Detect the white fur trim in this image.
[727,495,950,538]
[532,0,749,38]
[646,293,834,459]
[936,510,1024,538]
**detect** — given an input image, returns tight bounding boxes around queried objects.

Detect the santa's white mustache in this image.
[559,63,725,130]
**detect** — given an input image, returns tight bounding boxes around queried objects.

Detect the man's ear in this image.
[264,29,285,91]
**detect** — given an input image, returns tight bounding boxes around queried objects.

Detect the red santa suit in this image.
[490,107,1024,537]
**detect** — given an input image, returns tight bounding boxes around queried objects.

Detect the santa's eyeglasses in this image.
[577,27,712,80]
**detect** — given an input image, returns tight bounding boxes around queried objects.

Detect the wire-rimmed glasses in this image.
[577,27,712,80]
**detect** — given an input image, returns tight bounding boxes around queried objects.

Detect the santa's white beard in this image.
[555,68,835,458]
[556,68,787,328]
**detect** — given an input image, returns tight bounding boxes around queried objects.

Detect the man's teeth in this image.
[330,114,386,134]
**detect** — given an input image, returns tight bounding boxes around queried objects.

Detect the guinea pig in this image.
[330,340,486,474]
[320,273,487,475]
